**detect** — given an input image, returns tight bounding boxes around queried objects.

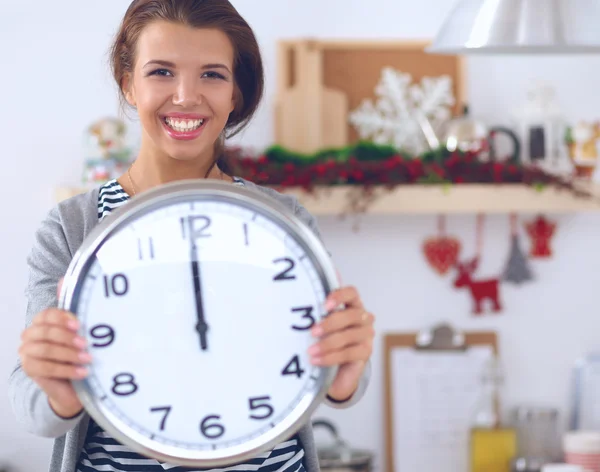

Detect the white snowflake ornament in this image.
[349,67,455,155]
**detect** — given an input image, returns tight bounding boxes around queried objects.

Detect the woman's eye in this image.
[149,69,172,77]
[202,71,226,80]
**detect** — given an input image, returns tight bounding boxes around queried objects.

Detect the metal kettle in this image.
[418,105,521,162]
[312,419,373,472]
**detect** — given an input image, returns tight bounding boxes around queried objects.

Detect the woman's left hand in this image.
[309,285,375,402]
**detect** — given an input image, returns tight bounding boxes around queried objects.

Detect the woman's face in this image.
[124,21,236,165]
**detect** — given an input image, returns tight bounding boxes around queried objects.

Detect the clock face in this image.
[65,190,337,466]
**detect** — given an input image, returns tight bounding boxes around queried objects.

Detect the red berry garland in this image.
[226,143,590,190]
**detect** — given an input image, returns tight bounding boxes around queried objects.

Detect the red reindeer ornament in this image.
[453,257,502,315]
[451,215,504,315]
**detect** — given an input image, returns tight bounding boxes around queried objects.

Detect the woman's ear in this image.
[230,86,241,115]
[121,73,136,107]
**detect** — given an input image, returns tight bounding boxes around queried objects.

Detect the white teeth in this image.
[164,117,204,132]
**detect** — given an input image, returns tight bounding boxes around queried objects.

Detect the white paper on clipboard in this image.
[390,345,494,472]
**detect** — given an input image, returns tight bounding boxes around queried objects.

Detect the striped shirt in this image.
[77,178,306,472]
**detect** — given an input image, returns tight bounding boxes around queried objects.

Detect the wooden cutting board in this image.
[275,40,348,154]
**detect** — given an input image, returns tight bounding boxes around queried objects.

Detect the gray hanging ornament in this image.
[502,215,534,285]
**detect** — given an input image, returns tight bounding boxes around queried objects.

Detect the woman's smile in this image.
[161,113,209,141]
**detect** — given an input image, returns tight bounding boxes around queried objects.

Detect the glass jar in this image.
[510,406,562,472]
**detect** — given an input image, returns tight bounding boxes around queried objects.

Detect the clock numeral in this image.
[182,216,212,240]
[150,406,172,431]
[200,414,225,439]
[111,373,138,396]
[248,396,274,420]
[281,355,305,378]
[103,274,129,298]
[291,306,316,331]
[273,257,296,281]
[138,237,155,260]
[90,324,115,348]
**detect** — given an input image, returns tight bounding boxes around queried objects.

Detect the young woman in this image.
[10,1,375,471]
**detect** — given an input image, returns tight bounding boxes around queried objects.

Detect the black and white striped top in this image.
[77,178,306,472]
[96,177,245,220]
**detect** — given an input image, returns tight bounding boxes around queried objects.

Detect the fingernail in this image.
[73,336,86,348]
[311,356,323,366]
[75,367,88,378]
[324,299,336,311]
[79,352,92,363]
[308,344,320,356]
[312,325,323,337]
[68,319,79,330]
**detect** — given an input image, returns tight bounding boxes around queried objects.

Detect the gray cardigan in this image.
[8,178,370,472]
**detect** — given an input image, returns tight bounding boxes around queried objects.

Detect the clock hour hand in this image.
[189,228,209,351]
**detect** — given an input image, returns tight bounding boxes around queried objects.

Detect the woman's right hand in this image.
[18,280,90,418]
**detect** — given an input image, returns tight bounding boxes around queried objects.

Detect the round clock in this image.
[58,179,339,467]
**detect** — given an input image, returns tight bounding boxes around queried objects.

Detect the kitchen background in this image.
[2,1,600,472]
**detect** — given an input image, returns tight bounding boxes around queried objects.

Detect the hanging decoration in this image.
[524,214,557,259]
[419,212,559,317]
[422,215,462,275]
[502,214,535,285]
[452,215,503,315]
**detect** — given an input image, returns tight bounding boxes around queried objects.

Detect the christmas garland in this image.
[225,142,594,213]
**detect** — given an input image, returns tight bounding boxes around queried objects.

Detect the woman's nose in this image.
[172,77,203,107]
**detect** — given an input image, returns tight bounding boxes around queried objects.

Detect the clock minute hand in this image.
[189,228,209,351]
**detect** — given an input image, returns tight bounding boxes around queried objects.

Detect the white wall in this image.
[2,1,600,471]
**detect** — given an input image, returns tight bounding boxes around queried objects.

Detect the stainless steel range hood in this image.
[428,0,600,54]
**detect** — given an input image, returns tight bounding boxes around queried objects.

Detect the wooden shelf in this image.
[55,183,600,215]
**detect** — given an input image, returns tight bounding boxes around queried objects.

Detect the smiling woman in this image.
[9,1,374,472]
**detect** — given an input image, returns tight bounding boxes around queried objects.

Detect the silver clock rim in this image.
[58,179,340,467]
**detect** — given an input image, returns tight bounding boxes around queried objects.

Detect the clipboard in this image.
[384,323,499,472]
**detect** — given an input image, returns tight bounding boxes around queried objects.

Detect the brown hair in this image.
[109,0,264,176]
